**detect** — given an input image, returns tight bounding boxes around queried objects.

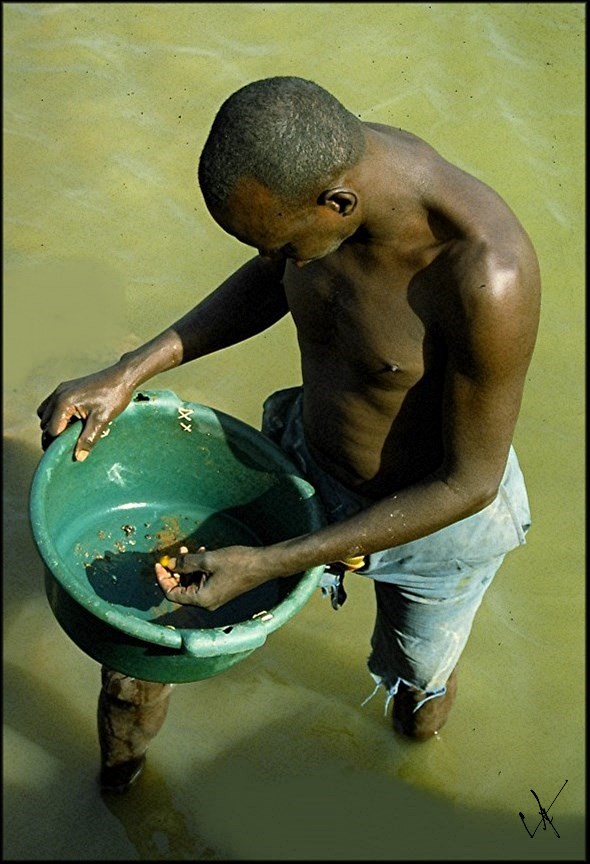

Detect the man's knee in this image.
[100,667,174,707]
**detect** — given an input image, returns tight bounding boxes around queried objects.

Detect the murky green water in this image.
[3,3,584,859]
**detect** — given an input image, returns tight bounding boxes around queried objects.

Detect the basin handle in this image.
[179,621,268,657]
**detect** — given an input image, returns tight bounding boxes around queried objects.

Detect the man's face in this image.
[212,177,352,268]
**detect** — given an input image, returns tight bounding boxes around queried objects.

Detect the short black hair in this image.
[198,76,366,211]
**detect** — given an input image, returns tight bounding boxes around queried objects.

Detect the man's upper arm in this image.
[439,241,540,505]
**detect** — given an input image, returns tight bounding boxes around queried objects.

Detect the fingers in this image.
[154,562,181,591]
[165,545,190,569]
[40,419,93,460]
[166,546,207,574]
[39,401,82,437]
[155,545,209,605]
[38,398,85,456]
[40,411,82,454]
[73,421,102,462]
[39,409,73,448]
[38,400,109,461]
[154,562,207,606]
[36,393,58,424]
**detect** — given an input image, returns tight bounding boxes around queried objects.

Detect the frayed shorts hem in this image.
[361,671,447,715]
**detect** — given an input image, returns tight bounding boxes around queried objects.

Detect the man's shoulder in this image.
[365,121,438,157]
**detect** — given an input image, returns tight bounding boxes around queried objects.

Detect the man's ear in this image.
[318,187,358,216]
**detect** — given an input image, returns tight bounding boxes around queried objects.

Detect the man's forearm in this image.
[117,255,288,387]
[257,475,494,578]
[170,255,288,364]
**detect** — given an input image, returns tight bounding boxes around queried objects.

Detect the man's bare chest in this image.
[284,258,437,384]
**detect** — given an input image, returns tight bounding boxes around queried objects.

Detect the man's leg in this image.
[361,445,531,740]
[98,666,174,792]
[367,554,505,741]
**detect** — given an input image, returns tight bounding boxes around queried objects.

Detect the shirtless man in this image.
[37,77,540,791]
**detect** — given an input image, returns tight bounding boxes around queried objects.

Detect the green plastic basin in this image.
[29,389,326,682]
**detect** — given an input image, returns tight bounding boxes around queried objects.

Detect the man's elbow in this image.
[463,481,500,518]
[479,484,501,510]
[443,474,501,520]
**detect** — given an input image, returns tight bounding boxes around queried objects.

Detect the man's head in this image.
[198,76,366,213]
[198,76,366,264]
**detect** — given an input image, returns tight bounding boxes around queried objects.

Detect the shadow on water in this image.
[99,764,218,861]
[188,719,586,861]
[3,658,217,861]
[3,658,585,862]
[3,435,46,607]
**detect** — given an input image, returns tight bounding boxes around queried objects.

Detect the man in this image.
[37,76,539,792]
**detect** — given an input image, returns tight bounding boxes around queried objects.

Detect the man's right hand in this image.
[37,367,135,461]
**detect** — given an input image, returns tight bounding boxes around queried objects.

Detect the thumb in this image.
[74,417,112,461]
